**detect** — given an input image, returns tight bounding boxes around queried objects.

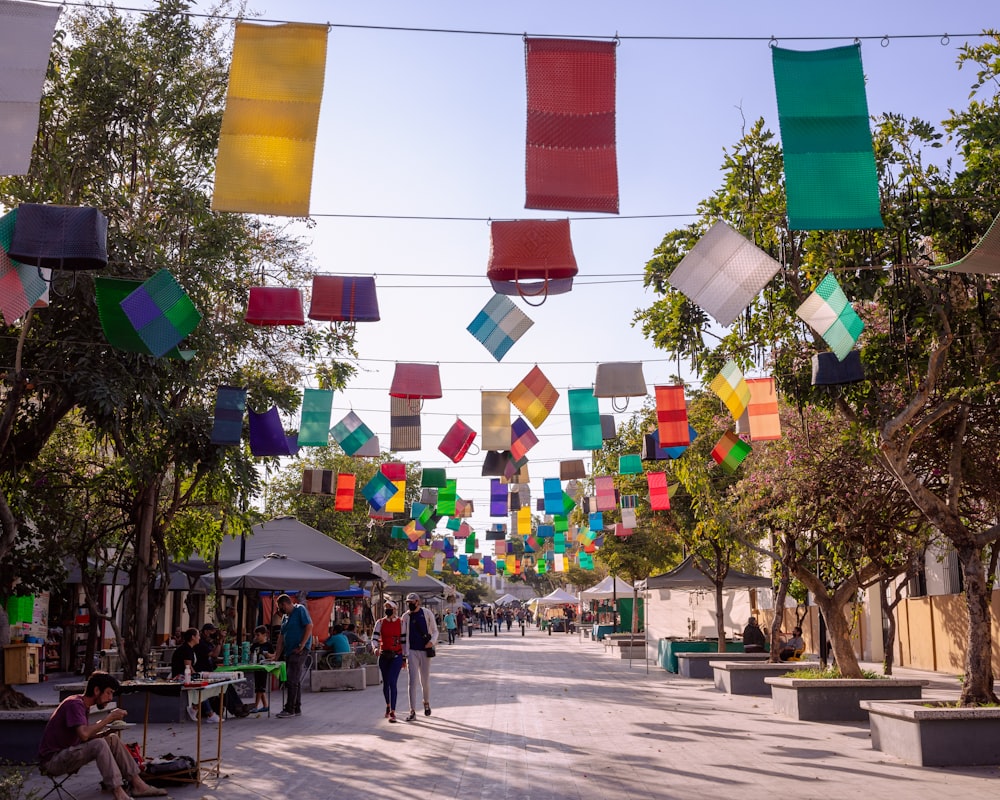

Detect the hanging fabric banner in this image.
[95,278,195,360]
[796,273,865,360]
[0,209,47,324]
[120,269,202,358]
[559,460,586,480]
[335,473,356,511]
[301,468,335,495]
[510,417,539,461]
[0,1,61,176]
[934,211,1000,274]
[308,275,380,321]
[655,386,690,448]
[245,286,306,325]
[772,45,883,230]
[213,22,327,216]
[438,479,458,517]
[380,462,406,514]
[486,219,579,299]
[618,454,642,475]
[9,204,108,271]
[647,472,670,511]
[422,468,448,488]
[389,362,442,400]
[467,293,534,361]
[745,377,781,441]
[667,221,782,328]
[390,396,421,451]
[594,476,617,512]
[711,431,753,474]
[709,360,752,422]
[248,406,298,456]
[298,388,333,447]
[524,37,618,214]
[210,386,247,445]
[439,418,477,463]
[812,350,865,385]
[600,414,616,440]
[508,365,559,428]
[568,388,602,450]
[331,411,375,456]
[481,391,512,451]
[589,511,604,531]
[490,479,508,517]
[363,471,397,512]
[543,478,563,515]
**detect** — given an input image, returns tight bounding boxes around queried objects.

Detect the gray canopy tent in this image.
[383,568,448,598]
[642,556,772,590]
[176,516,388,582]
[196,554,351,592]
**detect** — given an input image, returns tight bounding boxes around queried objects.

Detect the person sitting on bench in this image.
[779,627,805,661]
[38,671,167,799]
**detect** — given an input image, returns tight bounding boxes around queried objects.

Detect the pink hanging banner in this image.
[525,37,619,214]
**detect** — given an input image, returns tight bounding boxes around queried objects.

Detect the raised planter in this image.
[675,651,770,680]
[362,663,381,687]
[766,677,927,721]
[712,661,820,695]
[861,700,1000,766]
[311,667,366,692]
[0,707,55,763]
[618,645,646,660]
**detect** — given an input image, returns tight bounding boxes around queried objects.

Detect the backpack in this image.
[142,754,197,785]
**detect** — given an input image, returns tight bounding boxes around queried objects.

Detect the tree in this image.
[0,0,357,688]
[733,404,927,674]
[636,36,1000,700]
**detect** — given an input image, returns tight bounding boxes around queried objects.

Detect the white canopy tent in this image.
[531,587,579,607]
[579,576,634,602]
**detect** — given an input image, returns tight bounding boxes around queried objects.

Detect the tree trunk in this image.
[881,578,896,676]
[714,581,727,652]
[814,595,863,678]
[957,544,998,705]
[768,538,792,663]
[123,484,157,679]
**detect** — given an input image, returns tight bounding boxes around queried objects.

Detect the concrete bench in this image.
[712,661,821,695]
[675,652,770,680]
[0,707,56,764]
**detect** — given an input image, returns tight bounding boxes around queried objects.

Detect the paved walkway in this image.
[15,628,1000,800]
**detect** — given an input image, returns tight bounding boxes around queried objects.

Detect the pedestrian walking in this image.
[371,599,404,723]
[401,593,439,721]
[444,610,458,644]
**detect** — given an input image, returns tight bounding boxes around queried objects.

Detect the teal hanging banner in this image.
[772,45,883,231]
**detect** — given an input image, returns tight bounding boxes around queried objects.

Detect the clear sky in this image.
[183,0,994,551]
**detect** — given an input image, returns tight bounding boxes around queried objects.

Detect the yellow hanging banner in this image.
[213,22,328,216]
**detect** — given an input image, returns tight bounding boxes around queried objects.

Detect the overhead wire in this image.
[26,0,992,45]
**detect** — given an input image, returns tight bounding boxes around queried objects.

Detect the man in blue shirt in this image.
[274,593,313,718]
[323,624,352,667]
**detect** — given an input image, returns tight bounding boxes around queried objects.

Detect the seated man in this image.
[343,623,364,649]
[38,671,166,799]
[742,616,767,653]
[324,623,352,667]
[779,626,805,661]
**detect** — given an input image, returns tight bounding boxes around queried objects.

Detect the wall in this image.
[894,590,1000,675]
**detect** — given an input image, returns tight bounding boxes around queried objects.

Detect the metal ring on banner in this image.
[407,397,424,413]
[769,36,778,49]
[611,396,630,413]
[466,440,482,457]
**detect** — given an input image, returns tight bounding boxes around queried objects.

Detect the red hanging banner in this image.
[525,37,619,214]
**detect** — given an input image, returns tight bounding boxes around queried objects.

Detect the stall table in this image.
[592,624,615,641]
[215,662,286,716]
[118,678,243,786]
[658,639,745,673]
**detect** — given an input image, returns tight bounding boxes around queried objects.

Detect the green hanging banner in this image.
[298,389,334,446]
[772,45,883,231]
[95,277,195,360]
[568,388,602,450]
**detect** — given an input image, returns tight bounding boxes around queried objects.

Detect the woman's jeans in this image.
[379,652,404,710]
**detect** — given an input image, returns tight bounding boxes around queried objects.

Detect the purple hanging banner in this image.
[490,478,508,517]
